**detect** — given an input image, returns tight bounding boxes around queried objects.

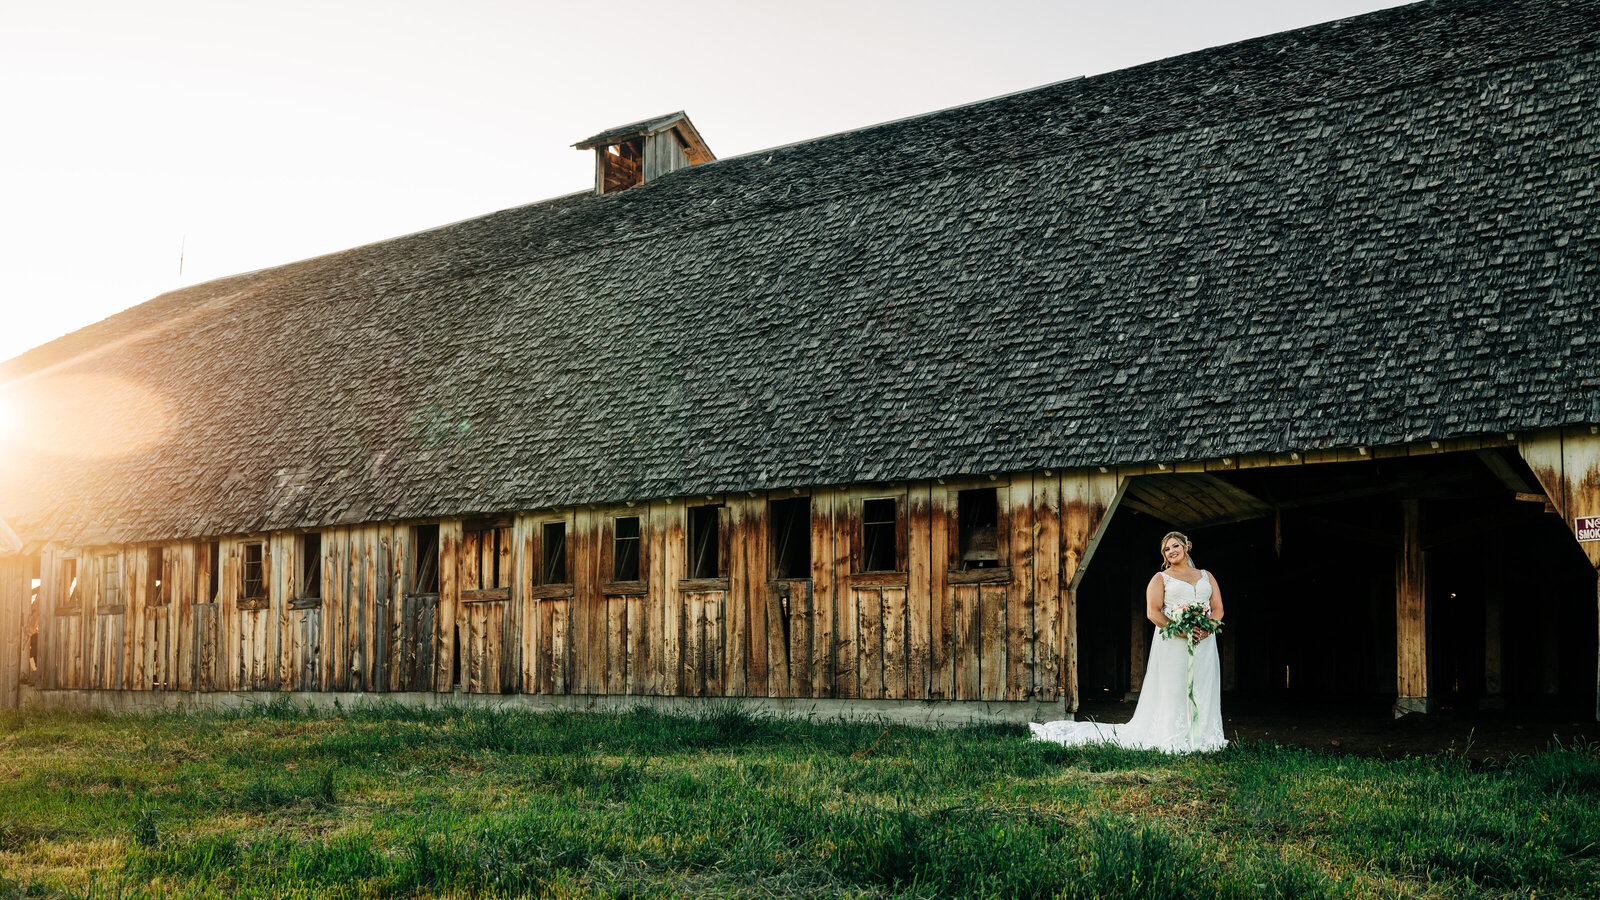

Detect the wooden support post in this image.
[1127,568,1148,699]
[1394,498,1434,716]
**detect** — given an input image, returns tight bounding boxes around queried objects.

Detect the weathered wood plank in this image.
[724,500,749,696]
[929,487,953,700]
[1006,480,1032,701]
[767,580,790,699]
[857,585,883,699]
[834,491,858,699]
[685,591,706,697]
[750,496,774,697]
[436,520,461,693]
[1033,473,1061,701]
[787,579,812,697]
[582,510,604,694]
[808,489,834,698]
[360,527,378,691]
[662,503,685,697]
[606,594,626,695]
[980,582,1007,702]
[550,598,568,695]
[627,591,647,695]
[954,583,981,700]
[705,586,724,696]
[643,501,666,695]
[0,557,26,708]
[905,484,931,699]
[882,586,908,700]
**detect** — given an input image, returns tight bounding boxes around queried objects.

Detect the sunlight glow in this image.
[6,374,176,458]
[0,393,16,446]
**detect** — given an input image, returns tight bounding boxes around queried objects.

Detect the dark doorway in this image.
[1074,449,1596,715]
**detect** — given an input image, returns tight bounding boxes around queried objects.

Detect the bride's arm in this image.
[1146,575,1169,628]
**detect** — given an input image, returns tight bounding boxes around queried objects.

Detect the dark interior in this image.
[1075,449,1596,714]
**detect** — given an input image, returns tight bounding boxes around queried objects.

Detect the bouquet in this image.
[1159,603,1222,749]
[1159,603,1222,644]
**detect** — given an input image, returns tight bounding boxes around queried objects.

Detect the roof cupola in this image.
[574,111,714,195]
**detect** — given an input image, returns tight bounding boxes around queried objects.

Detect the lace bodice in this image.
[1159,570,1212,618]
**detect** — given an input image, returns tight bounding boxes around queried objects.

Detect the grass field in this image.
[0,700,1596,899]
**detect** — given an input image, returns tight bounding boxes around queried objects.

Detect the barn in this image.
[2,0,1597,724]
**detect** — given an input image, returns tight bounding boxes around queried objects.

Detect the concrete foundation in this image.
[16,685,1068,727]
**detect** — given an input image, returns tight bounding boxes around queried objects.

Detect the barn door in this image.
[459,521,516,693]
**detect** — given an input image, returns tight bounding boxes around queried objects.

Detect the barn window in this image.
[57,558,80,613]
[957,488,1000,569]
[299,533,322,600]
[861,498,899,573]
[612,516,641,581]
[600,139,644,193]
[203,542,219,603]
[411,525,440,594]
[688,505,722,579]
[541,522,568,585]
[99,553,122,611]
[146,548,167,607]
[240,541,267,605]
[769,497,811,579]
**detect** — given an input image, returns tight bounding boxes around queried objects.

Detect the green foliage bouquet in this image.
[1159,603,1222,645]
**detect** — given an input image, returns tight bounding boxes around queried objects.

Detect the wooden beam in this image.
[1393,499,1433,716]
[1475,449,1538,494]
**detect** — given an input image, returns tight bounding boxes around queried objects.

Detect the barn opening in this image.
[1074,448,1597,716]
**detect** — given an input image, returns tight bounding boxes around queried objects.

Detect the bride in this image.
[1031,531,1227,752]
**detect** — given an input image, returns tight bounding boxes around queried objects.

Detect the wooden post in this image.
[1394,498,1433,716]
[1127,568,1148,698]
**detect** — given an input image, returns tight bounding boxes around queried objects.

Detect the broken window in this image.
[203,542,219,603]
[769,497,811,579]
[299,533,322,600]
[862,498,898,573]
[687,505,722,579]
[957,488,1000,569]
[240,541,267,604]
[612,516,641,581]
[57,558,80,613]
[411,525,440,594]
[600,139,644,193]
[541,521,568,585]
[146,547,167,607]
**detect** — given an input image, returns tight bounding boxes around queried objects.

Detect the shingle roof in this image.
[3,0,1598,546]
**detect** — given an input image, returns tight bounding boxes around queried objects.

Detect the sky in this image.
[0,0,1413,364]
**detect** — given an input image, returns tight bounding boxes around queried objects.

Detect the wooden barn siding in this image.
[15,472,1112,702]
[0,554,31,708]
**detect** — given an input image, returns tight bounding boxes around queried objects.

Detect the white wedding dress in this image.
[1031,570,1226,753]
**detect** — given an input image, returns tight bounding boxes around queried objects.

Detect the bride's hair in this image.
[1159,531,1193,570]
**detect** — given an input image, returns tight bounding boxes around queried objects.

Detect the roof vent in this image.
[574,111,714,195]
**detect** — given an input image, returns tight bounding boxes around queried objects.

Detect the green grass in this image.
[0,702,1595,898]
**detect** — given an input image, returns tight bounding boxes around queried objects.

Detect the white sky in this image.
[0,0,1411,364]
